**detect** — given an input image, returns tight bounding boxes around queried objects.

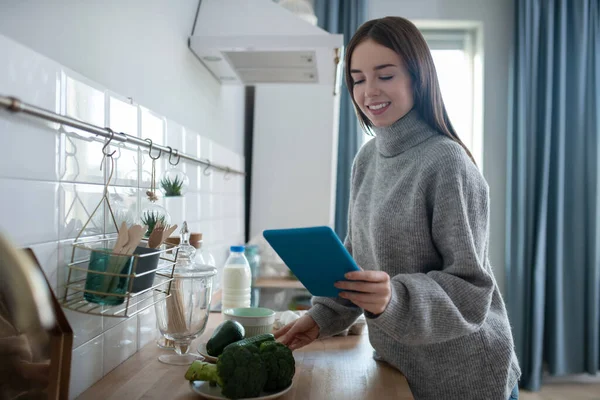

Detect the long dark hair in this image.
[345,16,476,164]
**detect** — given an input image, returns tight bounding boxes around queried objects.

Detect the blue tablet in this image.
[262,226,360,297]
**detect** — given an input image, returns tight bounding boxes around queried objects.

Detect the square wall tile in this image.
[185,128,200,157]
[110,143,140,188]
[105,186,140,235]
[108,94,137,137]
[69,336,103,400]
[211,142,226,166]
[165,196,185,228]
[108,94,140,187]
[58,183,105,240]
[200,193,213,221]
[30,240,60,291]
[199,137,213,192]
[64,308,103,349]
[140,107,165,190]
[104,308,137,332]
[212,194,222,219]
[0,34,61,112]
[166,118,185,153]
[137,299,158,350]
[0,115,60,181]
[0,179,59,245]
[103,316,138,374]
[185,193,201,222]
[211,219,224,244]
[185,129,201,191]
[59,132,106,185]
[62,72,105,136]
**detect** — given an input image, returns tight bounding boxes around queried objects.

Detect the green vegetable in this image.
[223,333,275,352]
[259,341,296,392]
[206,320,245,357]
[185,345,268,399]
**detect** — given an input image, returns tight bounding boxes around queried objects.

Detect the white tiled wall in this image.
[0,34,245,398]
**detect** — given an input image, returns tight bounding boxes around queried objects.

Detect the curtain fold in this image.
[506,0,600,391]
[313,0,367,240]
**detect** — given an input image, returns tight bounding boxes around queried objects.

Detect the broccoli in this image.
[185,345,267,399]
[259,341,296,392]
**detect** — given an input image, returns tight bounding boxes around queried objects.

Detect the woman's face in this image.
[350,39,414,128]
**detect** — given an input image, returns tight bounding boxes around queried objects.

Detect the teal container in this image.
[84,249,134,305]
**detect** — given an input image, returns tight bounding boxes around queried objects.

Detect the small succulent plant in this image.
[160,175,184,197]
[140,210,167,237]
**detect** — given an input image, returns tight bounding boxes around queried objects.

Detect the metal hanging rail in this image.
[0,95,245,176]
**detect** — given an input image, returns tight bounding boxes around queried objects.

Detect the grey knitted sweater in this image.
[308,109,521,400]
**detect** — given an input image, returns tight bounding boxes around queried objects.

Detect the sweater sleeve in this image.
[307,158,364,338]
[367,147,495,345]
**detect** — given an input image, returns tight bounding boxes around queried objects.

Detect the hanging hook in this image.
[168,147,181,166]
[144,138,162,160]
[102,128,117,157]
[203,159,212,176]
[223,167,232,181]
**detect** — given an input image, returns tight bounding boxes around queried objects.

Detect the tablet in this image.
[262,226,360,297]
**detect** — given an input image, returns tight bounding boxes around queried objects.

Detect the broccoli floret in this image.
[185,345,267,399]
[259,341,296,392]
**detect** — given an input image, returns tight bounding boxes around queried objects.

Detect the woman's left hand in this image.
[334,270,392,315]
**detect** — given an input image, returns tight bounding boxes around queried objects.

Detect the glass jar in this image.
[153,222,217,365]
[160,168,189,197]
[140,202,171,238]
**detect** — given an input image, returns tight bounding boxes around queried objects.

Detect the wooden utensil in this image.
[148,224,165,249]
[121,225,147,256]
[160,224,178,246]
[112,221,129,254]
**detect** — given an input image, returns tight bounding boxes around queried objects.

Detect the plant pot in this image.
[130,246,161,293]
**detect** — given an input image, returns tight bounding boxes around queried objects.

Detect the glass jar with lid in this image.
[153,222,216,364]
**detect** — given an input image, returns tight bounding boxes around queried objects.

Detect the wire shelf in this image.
[59,236,180,318]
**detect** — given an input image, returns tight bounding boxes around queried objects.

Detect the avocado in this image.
[206,320,245,356]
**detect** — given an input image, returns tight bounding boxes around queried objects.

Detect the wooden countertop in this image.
[76,312,414,400]
[253,277,306,290]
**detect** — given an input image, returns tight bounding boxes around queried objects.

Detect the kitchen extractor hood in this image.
[189,0,344,89]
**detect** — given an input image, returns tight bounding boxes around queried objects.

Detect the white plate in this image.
[197,342,218,363]
[189,381,292,400]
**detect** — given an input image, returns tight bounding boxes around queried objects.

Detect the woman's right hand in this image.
[274,314,320,351]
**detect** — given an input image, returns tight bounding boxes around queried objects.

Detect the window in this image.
[361,27,483,167]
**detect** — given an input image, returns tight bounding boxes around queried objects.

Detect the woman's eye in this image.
[353,79,365,85]
[379,76,393,81]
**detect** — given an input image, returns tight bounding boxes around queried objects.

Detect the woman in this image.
[275,16,521,400]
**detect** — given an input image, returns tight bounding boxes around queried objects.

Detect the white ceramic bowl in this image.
[223,307,276,337]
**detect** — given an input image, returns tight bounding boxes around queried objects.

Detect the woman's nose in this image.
[365,82,380,97]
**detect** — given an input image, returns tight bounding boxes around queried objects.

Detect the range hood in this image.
[189,0,344,89]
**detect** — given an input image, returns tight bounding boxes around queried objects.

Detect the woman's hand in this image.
[274,314,320,351]
[334,270,392,315]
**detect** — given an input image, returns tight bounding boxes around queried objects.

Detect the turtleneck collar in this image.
[372,108,437,157]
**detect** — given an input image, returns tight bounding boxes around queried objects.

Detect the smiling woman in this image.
[275,16,521,400]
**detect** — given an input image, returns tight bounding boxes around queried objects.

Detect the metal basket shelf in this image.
[59,236,181,318]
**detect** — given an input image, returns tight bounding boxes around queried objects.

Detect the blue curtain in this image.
[313,0,367,240]
[506,0,600,391]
